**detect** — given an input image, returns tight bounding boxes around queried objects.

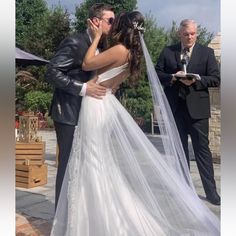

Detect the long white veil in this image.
[51,34,220,236]
[139,33,194,188]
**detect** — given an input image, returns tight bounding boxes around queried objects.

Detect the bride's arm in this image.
[83,19,102,67]
[82,20,128,71]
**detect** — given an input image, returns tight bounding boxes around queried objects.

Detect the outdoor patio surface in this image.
[16,130,221,236]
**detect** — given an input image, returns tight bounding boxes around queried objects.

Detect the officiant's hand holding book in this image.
[174,71,201,81]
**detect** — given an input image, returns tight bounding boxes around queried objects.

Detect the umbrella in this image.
[16,47,49,66]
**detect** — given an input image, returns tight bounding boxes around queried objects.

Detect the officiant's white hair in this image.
[179,19,197,30]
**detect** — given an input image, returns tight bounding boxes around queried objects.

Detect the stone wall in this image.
[208,33,221,163]
[208,32,221,63]
[209,107,221,163]
[209,88,221,163]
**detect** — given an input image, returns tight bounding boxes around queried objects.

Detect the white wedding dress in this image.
[50,64,220,236]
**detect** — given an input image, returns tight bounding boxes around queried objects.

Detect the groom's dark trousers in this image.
[54,122,75,207]
[45,31,94,209]
[155,43,220,198]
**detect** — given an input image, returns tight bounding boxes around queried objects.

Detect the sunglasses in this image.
[100,17,114,25]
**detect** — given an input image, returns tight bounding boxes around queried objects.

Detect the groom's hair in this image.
[89,3,114,19]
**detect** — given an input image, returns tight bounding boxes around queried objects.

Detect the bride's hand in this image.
[87,19,102,40]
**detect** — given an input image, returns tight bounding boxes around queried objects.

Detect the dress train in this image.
[51,86,220,235]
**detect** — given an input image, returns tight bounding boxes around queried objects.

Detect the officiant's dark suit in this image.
[155,19,220,205]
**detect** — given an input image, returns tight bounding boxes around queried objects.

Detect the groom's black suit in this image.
[45,31,94,207]
[155,43,220,199]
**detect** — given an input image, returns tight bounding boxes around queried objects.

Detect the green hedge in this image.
[24,91,52,114]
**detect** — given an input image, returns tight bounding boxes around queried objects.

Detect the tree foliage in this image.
[16,0,49,56]
[16,0,215,129]
[43,6,71,59]
[197,26,214,46]
[16,0,71,59]
[16,0,71,114]
[143,14,168,63]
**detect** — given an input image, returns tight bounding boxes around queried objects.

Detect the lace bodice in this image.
[97,63,128,84]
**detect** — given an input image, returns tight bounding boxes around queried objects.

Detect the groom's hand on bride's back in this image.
[86,77,107,99]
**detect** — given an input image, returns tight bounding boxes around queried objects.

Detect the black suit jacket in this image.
[155,43,220,119]
[45,31,94,125]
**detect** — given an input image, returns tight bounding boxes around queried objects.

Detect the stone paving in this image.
[16,130,220,235]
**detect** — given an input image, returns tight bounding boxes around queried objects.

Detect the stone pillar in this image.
[208,32,221,163]
[209,106,221,163]
[209,88,221,163]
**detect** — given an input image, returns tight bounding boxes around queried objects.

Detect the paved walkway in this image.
[16,130,220,235]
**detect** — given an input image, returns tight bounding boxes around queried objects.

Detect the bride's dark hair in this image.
[109,11,145,80]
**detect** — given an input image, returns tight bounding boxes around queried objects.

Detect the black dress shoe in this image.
[206,193,221,205]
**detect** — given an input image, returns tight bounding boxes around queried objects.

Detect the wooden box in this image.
[16,142,45,165]
[16,164,48,188]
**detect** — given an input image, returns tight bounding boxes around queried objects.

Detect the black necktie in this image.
[182,47,190,66]
[178,48,190,100]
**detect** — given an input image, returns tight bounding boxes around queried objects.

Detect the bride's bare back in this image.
[98,68,130,89]
[83,43,131,89]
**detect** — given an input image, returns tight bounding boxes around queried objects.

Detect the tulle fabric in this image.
[50,35,220,235]
[139,33,193,188]
[51,88,220,235]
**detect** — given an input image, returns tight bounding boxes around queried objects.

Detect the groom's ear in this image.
[91,17,99,27]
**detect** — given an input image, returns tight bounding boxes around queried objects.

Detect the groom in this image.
[45,3,115,208]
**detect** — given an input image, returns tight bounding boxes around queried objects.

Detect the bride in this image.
[50,11,220,236]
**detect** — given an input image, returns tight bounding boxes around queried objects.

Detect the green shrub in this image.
[24,91,52,114]
[119,74,153,122]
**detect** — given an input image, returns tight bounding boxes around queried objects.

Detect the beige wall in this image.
[208,32,221,163]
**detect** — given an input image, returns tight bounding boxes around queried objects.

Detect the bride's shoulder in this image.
[110,44,129,54]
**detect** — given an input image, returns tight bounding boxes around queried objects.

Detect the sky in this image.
[46,0,220,34]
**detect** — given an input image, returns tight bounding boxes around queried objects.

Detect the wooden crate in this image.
[16,164,48,188]
[16,142,45,165]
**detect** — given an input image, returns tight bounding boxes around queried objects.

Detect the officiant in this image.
[155,19,220,205]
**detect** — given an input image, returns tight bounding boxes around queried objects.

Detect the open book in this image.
[174,73,201,81]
